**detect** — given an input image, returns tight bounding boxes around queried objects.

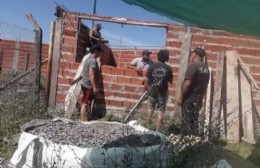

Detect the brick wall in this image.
[0,39,49,81]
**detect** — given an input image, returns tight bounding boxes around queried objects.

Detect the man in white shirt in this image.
[130,50,154,76]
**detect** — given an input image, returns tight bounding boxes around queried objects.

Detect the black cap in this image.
[90,44,104,53]
[142,50,152,56]
[193,48,206,58]
[95,23,102,28]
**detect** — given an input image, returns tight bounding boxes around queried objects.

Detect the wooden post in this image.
[12,40,20,75]
[174,32,191,123]
[46,21,55,102]
[26,13,42,101]
[226,50,240,142]
[210,51,225,140]
[203,67,212,140]
[239,64,255,144]
[48,19,63,107]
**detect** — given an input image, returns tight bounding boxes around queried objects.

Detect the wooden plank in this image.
[240,65,255,144]
[174,32,191,123]
[211,52,225,139]
[46,21,55,102]
[64,54,90,119]
[203,67,212,140]
[26,13,42,98]
[226,50,240,142]
[12,40,20,75]
[48,20,63,107]
[78,13,169,28]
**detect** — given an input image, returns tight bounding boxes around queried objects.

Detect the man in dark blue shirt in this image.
[177,48,210,135]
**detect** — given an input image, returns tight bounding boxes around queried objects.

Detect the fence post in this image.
[26,13,42,102]
[12,40,20,75]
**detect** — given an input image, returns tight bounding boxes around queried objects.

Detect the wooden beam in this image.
[226,50,240,142]
[203,67,212,140]
[46,21,55,102]
[210,51,225,139]
[240,65,255,144]
[238,56,260,90]
[78,13,169,28]
[48,20,63,107]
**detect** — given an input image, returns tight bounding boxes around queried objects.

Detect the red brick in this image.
[129,94,140,100]
[109,100,123,107]
[63,38,77,46]
[168,49,181,56]
[206,37,220,44]
[131,77,145,85]
[115,92,129,98]
[169,57,179,64]
[111,83,121,90]
[102,74,117,83]
[125,85,136,92]
[253,99,260,106]
[204,45,227,52]
[172,41,182,48]
[58,77,70,85]
[110,67,125,75]
[63,69,76,78]
[237,48,256,56]
[220,38,233,45]
[62,54,76,62]
[104,90,115,97]
[168,25,187,32]
[167,33,179,39]
[118,76,131,84]
[101,65,111,74]
[250,66,260,74]
[63,29,77,37]
[60,61,71,69]
[56,93,66,102]
[71,62,80,70]
[192,35,205,43]
[62,46,75,53]
[124,69,139,77]
[231,39,249,47]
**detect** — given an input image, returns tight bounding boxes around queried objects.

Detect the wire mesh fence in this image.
[0,20,35,42]
[0,20,37,76]
[0,20,50,160]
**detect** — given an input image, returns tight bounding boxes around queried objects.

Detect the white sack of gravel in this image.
[9,118,171,168]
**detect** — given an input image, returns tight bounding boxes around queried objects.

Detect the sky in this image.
[0,0,175,49]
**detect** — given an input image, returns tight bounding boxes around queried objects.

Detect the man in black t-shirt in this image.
[177,48,210,135]
[144,50,173,132]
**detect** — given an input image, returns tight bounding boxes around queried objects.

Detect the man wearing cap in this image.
[144,49,173,132]
[89,23,108,46]
[80,44,104,121]
[130,50,154,76]
[177,47,210,135]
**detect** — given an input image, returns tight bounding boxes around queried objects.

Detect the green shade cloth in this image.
[122,0,260,37]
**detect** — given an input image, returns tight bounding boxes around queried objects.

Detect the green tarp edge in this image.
[122,0,260,37]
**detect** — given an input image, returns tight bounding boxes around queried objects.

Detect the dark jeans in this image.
[181,95,202,136]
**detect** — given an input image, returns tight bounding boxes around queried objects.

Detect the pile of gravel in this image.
[26,121,161,148]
